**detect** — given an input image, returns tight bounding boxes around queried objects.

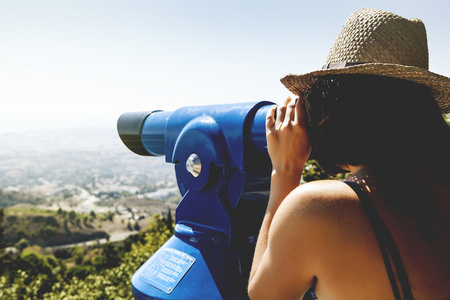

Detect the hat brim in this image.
[281,63,450,113]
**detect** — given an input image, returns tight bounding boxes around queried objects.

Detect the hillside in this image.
[0,214,172,300]
[0,128,179,249]
[3,208,107,247]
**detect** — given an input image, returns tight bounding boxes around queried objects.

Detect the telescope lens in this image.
[117,110,171,156]
[117,111,153,156]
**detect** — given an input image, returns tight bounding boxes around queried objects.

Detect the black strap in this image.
[344,181,414,300]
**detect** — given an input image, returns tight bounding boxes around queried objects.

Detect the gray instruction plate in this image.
[139,247,196,294]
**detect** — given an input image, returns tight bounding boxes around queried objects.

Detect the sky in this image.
[1,0,449,133]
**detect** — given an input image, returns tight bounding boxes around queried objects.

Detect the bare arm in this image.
[248,97,311,298]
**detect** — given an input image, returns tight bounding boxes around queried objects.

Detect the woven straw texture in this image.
[281,8,450,113]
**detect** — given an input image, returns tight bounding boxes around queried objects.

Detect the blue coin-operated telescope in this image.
[117,101,274,300]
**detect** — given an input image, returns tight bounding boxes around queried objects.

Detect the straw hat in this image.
[281,8,450,113]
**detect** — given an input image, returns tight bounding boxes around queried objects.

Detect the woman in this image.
[248,9,450,300]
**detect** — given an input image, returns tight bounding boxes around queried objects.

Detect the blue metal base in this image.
[131,233,247,300]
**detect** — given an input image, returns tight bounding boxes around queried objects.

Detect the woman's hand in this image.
[249,96,313,298]
[266,97,311,174]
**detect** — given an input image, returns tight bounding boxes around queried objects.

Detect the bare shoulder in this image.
[276,179,361,220]
[271,179,372,258]
[275,179,376,244]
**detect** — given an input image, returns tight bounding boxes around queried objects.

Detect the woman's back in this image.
[343,168,450,299]
[283,169,450,299]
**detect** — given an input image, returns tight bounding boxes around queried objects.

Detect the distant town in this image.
[0,127,180,246]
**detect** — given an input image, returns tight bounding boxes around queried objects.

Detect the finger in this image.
[293,95,307,126]
[276,97,291,127]
[266,105,277,132]
[283,98,296,127]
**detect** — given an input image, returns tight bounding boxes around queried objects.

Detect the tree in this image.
[166,209,174,233]
[15,238,29,253]
[83,215,91,228]
[302,159,349,182]
[19,251,52,277]
[70,245,84,265]
[0,208,5,251]
[101,243,120,269]
[63,218,71,234]
[133,221,140,231]
[106,211,114,222]
[68,210,77,223]
[66,265,92,280]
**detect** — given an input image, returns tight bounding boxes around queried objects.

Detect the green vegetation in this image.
[0,208,5,251]
[2,208,106,247]
[0,188,45,207]
[0,159,339,299]
[0,215,172,300]
[302,159,349,182]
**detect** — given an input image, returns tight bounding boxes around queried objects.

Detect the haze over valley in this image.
[0,127,179,247]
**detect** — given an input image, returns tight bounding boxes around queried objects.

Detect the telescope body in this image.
[118,101,274,299]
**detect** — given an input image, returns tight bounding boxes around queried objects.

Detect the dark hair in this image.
[305,74,450,178]
[305,74,450,232]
